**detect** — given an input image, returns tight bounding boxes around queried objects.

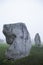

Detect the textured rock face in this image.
[34,33,41,47]
[3,23,32,60]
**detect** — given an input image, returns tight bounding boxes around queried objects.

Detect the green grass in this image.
[0,43,43,65]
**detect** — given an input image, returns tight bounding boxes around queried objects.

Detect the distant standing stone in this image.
[3,23,32,60]
[34,33,41,47]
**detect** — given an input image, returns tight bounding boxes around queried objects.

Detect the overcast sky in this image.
[0,0,43,42]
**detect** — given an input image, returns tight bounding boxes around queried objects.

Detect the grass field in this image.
[0,43,43,65]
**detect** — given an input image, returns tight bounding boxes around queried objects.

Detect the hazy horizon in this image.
[0,0,43,42]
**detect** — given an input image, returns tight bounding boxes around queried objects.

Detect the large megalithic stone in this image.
[3,23,32,60]
[34,33,41,47]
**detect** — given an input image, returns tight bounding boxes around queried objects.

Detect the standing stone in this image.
[3,23,32,60]
[34,33,41,47]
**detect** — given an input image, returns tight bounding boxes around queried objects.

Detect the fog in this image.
[0,0,43,42]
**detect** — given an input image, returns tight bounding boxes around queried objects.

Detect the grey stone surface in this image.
[34,33,41,47]
[3,23,32,60]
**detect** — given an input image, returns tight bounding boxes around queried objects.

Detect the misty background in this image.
[0,0,43,42]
